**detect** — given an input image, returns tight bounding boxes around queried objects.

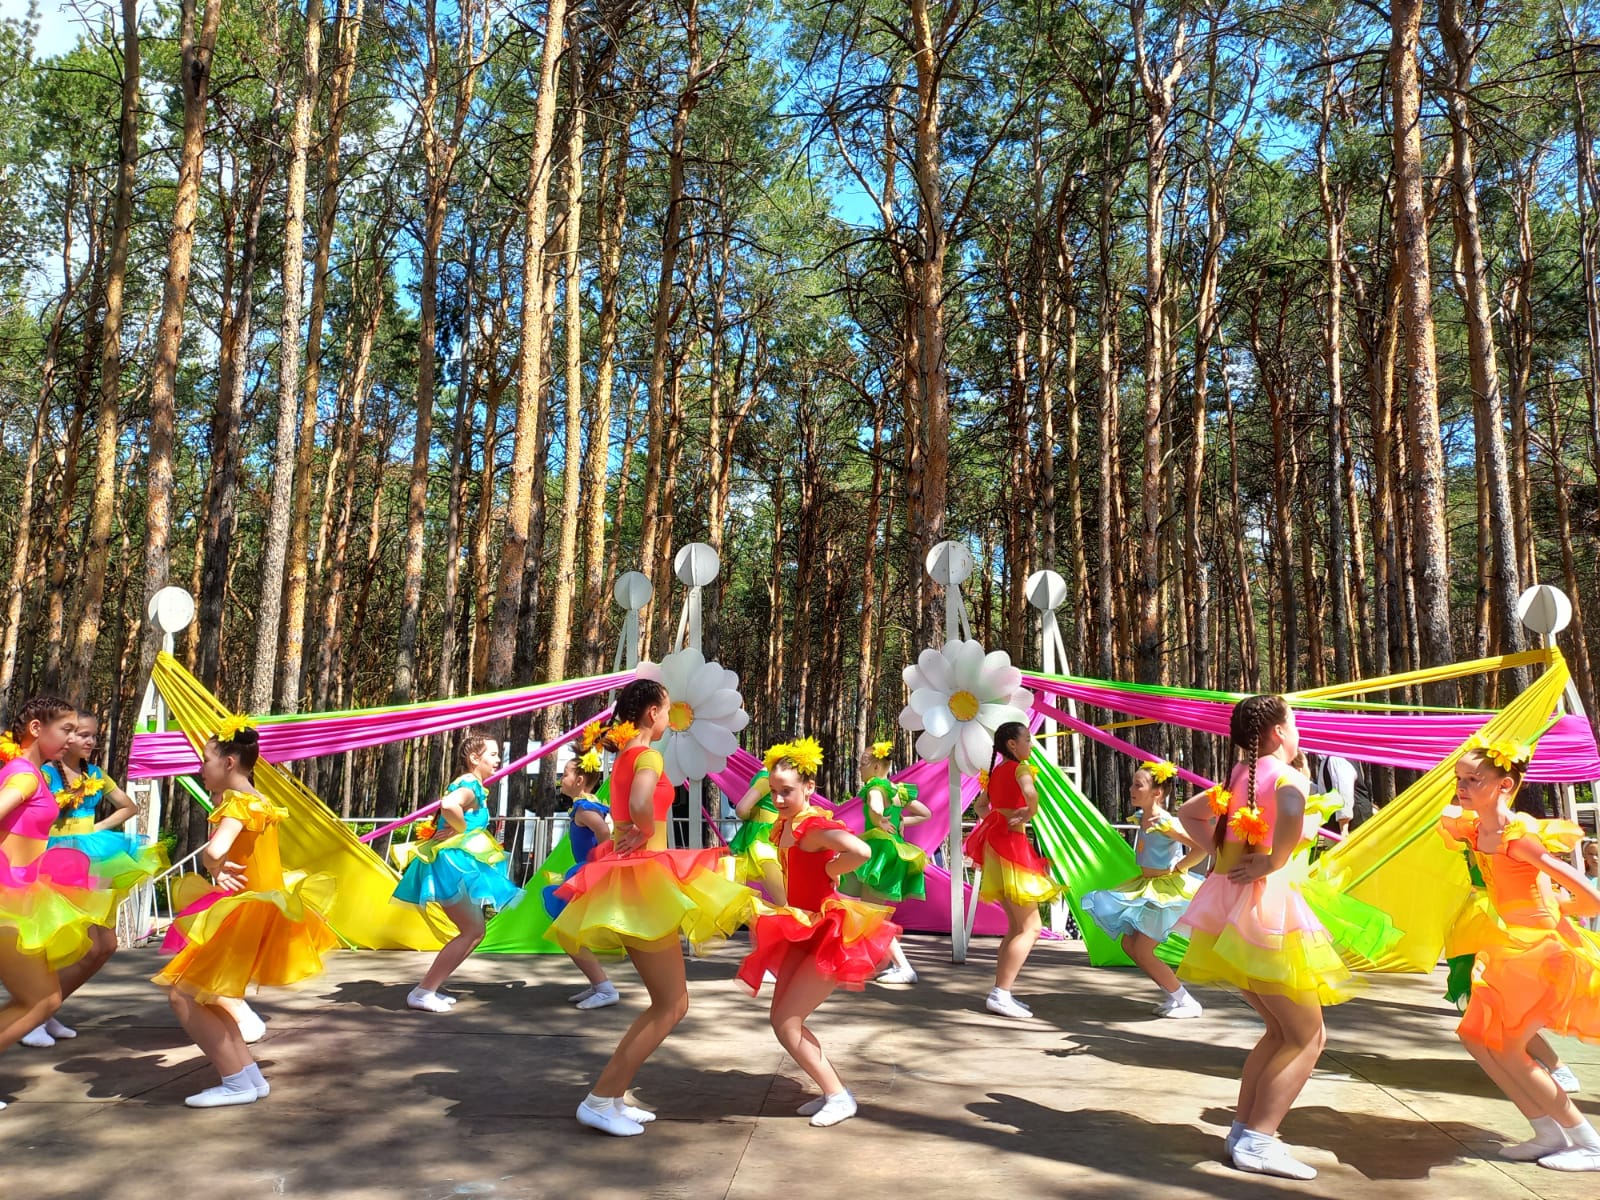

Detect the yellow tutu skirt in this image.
[0,846,117,969]
[548,845,755,955]
[975,846,1063,907]
[153,874,339,1002]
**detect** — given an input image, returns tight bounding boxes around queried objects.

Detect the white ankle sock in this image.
[1228,1120,1246,1142]
[220,1067,254,1094]
[1167,986,1191,1005]
[1563,1119,1600,1151]
[43,1017,76,1038]
[595,981,618,995]
[583,1091,616,1112]
[244,1063,267,1089]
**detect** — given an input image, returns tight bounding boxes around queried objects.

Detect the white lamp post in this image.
[926,540,975,962]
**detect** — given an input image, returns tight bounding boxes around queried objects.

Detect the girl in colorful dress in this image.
[965,721,1063,1019]
[154,720,338,1108]
[730,761,784,903]
[737,739,899,1127]
[1439,734,1600,1171]
[394,729,523,1013]
[0,696,113,1105]
[22,709,167,1048]
[551,678,754,1136]
[544,748,618,1010]
[1175,695,1348,1181]
[850,739,930,985]
[1081,760,1206,1018]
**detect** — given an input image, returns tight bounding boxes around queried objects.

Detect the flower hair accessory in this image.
[1229,804,1269,847]
[578,747,604,774]
[414,817,437,842]
[579,721,606,752]
[1467,731,1533,772]
[1203,784,1231,816]
[0,733,19,764]
[1141,760,1177,784]
[870,739,894,761]
[762,742,792,773]
[770,736,824,776]
[605,720,639,748]
[216,714,258,741]
[978,768,990,789]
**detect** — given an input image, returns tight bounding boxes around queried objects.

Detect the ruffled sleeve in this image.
[1147,811,1178,836]
[1504,813,1583,856]
[860,777,895,804]
[1438,808,1476,851]
[1304,791,1343,822]
[792,808,848,842]
[211,790,286,831]
[894,781,919,806]
[447,775,488,807]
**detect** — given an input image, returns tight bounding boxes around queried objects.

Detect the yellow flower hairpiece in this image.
[579,721,606,752]
[1203,784,1232,816]
[978,768,991,789]
[1467,731,1533,772]
[870,739,894,761]
[0,733,20,763]
[216,714,257,741]
[1229,804,1270,846]
[763,741,793,773]
[784,736,824,776]
[578,747,604,774]
[1141,760,1177,784]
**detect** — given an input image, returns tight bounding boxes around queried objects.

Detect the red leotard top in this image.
[610,746,674,851]
[781,809,851,912]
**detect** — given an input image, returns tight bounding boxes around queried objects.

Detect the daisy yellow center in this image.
[948,690,980,722]
[668,701,695,732]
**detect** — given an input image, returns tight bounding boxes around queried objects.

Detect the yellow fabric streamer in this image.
[151,653,451,950]
[1287,648,1553,704]
[1308,651,1572,973]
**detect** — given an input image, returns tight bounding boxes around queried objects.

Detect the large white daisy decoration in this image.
[899,639,1034,775]
[637,648,749,783]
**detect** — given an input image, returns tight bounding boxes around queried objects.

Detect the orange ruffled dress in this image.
[0,757,115,968]
[1177,758,1356,1005]
[963,759,1063,906]
[154,790,338,1002]
[737,807,901,994]
[549,746,754,954]
[1439,808,1600,1051]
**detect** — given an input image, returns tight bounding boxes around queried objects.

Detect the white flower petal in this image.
[909,687,949,716]
[955,721,996,776]
[691,722,738,758]
[917,729,957,762]
[899,704,925,733]
[693,690,741,721]
[922,703,957,739]
[917,647,954,693]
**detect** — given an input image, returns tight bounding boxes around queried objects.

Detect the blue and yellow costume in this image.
[393,776,523,912]
[543,793,609,918]
[44,761,167,905]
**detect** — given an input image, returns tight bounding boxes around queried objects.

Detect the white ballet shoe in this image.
[985,989,1031,1019]
[185,1083,259,1109]
[19,1025,54,1049]
[809,1091,858,1128]
[570,984,599,1003]
[1232,1137,1317,1180]
[43,1017,76,1039]
[576,986,620,1010]
[406,987,452,1013]
[620,1103,656,1124]
[576,1100,644,1136]
[797,1095,827,1116]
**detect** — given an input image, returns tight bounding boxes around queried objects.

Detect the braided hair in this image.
[1217,694,1290,851]
[605,678,668,750]
[990,721,1029,773]
[7,695,76,751]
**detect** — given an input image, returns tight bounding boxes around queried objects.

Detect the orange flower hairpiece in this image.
[414,818,437,842]
[1141,760,1177,784]
[1203,785,1231,816]
[978,768,991,789]
[1229,804,1269,847]
[579,721,606,752]
[0,733,20,764]
[606,720,639,747]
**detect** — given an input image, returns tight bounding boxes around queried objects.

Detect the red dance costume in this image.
[963,759,1063,906]
[737,807,900,993]
[549,745,753,953]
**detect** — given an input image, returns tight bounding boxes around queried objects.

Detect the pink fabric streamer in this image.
[126,673,627,780]
[1023,674,1600,783]
[1033,698,1215,790]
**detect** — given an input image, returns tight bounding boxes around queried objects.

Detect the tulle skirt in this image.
[392,828,523,913]
[549,845,755,955]
[737,897,900,993]
[153,873,339,1002]
[0,845,116,968]
[1177,872,1356,1006]
[728,818,781,884]
[965,811,1061,906]
[852,828,927,902]
[49,830,168,909]
[1082,871,1200,942]
[1445,895,1600,1050]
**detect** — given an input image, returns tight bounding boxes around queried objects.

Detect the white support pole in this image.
[1516,585,1600,852]
[1027,570,1073,934]
[675,543,720,852]
[928,541,975,964]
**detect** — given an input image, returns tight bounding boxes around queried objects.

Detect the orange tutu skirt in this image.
[1449,904,1600,1051]
[549,844,755,954]
[736,897,900,993]
[153,874,339,1002]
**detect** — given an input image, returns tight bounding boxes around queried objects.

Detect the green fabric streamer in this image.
[479,781,607,956]
[1025,751,1188,968]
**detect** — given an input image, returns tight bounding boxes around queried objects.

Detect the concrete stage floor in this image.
[4,935,1598,1199]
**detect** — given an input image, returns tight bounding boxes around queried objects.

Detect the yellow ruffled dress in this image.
[153,790,338,1002]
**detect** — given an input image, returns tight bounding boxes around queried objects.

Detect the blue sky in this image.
[4,0,89,57]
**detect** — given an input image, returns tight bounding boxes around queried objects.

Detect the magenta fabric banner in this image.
[1023,674,1600,783]
[126,672,627,779]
